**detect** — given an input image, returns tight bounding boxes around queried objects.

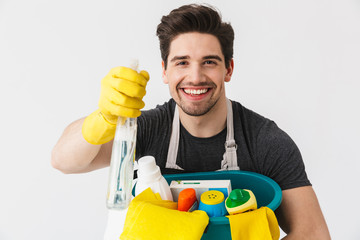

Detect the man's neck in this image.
[178,97,228,138]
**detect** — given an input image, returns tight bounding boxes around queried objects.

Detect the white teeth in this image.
[184,89,208,95]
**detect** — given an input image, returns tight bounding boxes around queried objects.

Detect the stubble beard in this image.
[175,83,221,117]
[179,98,220,116]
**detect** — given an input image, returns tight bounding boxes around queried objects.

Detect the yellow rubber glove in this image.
[226,207,280,240]
[82,67,150,145]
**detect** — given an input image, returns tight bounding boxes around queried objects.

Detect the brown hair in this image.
[156,4,234,69]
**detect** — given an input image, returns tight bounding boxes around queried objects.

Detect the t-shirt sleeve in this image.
[255,121,311,190]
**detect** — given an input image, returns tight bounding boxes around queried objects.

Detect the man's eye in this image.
[204,60,216,65]
[176,61,187,66]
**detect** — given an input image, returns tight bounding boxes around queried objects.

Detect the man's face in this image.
[162,32,233,117]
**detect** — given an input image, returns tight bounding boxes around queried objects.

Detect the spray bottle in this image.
[106,60,139,210]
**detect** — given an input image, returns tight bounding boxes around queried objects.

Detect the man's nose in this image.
[188,64,204,83]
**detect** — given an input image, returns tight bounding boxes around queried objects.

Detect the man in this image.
[52,4,330,239]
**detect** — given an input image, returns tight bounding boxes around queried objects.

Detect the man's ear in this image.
[162,61,168,84]
[224,59,234,83]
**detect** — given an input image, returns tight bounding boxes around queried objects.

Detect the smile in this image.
[183,88,209,95]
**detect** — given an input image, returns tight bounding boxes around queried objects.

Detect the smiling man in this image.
[51,4,330,239]
[163,32,232,138]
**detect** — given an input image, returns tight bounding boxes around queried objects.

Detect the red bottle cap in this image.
[178,188,197,211]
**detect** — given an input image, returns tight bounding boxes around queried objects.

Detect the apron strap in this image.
[165,106,184,170]
[219,98,239,171]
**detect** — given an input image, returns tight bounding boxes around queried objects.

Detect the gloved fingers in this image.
[105,78,147,98]
[99,93,143,118]
[100,85,145,109]
[109,67,149,87]
[139,70,150,82]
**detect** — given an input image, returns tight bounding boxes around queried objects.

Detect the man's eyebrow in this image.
[203,55,223,61]
[169,55,223,62]
[170,55,189,62]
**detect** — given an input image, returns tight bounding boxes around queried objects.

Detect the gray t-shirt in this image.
[136,99,311,190]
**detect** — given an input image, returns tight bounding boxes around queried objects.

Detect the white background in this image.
[1,0,359,239]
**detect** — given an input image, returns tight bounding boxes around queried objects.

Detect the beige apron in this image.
[165,98,239,171]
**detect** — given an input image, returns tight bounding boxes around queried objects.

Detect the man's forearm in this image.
[51,117,110,173]
[277,187,331,240]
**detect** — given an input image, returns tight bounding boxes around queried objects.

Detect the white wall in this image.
[1,0,359,239]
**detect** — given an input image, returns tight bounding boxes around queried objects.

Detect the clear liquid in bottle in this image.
[106,117,136,210]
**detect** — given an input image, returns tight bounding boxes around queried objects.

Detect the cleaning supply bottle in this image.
[135,156,173,201]
[198,190,228,217]
[225,189,257,215]
[106,60,139,210]
[178,188,198,212]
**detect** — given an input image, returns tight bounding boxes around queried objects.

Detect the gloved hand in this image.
[82,67,150,145]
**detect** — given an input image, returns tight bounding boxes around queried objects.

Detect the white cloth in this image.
[103,178,138,240]
[103,209,128,240]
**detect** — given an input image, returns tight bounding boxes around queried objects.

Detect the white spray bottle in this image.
[106,60,139,210]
